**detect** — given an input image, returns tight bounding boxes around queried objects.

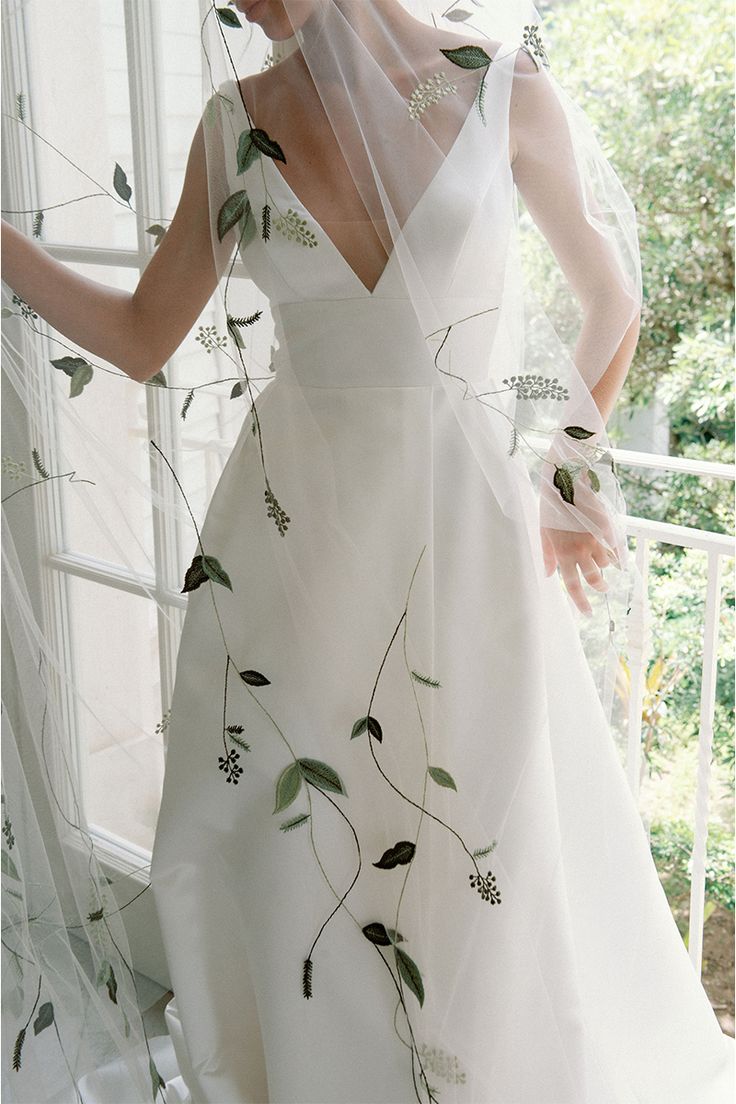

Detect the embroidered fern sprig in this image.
[274,207,318,248]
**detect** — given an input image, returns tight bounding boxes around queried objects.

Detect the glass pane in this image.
[24,0,137,250]
[53,263,156,575]
[68,574,164,851]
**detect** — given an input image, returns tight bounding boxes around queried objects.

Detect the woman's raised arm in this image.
[1,115,227,383]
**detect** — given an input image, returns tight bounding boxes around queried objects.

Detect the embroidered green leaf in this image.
[201,555,233,591]
[508,425,518,457]
[12,1027,25,1071]
[386,927,406,943]
[362,921,392,946]
[274,207,318,248]
[239,669,271,686]
[217,190,249,241]
[2,850,20,880]
[274,761,302,813]
[230,381,244,399]
[350,715,383,742]
[239,198,258,248]
[445,8,473,20]
[373,840,416,869]
[16,91,26,121]
[146,223,167,247]
[113,162,132,203]
[428,765,457,791]
[32,448,50,479]
[51,355,88,378]
[69,363,94,397]
[563,425,596,440]
[148,369,167,386]
[475,68,488,123]
[553,464,575,504]
[181,555,207,594]
[180,388,195,421]
[228,310,263,328]
[33,1002,54,1035]
[150,1056,167,1097]
[411,670,440,688]
[96,959,118,1004]
[395,946,425,1006]
[472,841,498,858]
[439,45,492,70]
[280,812,310,832]
[302,957,313,998]
[236,130,262,174]
[261,203,271,241]
[216,6,241,28]
[1,307,13,318]
[298,757,347,797]
[587,467,601,493]
[250,127,286,164]
[32,211,44,239]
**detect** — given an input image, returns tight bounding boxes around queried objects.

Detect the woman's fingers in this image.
[558,558,593,616]
[540,526,557,576]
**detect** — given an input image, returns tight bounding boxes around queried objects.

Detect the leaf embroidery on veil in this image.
[407,71,458,119]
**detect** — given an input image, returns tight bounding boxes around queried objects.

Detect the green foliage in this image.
[649,819,734,916]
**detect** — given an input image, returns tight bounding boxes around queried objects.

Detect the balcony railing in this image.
[615,447,735,979]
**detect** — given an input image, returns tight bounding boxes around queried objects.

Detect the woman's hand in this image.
[537,443,625,616]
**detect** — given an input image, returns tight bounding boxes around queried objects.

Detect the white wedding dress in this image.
[129,71,734,1104]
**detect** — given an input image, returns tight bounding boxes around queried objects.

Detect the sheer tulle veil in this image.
[1,1,649,1099]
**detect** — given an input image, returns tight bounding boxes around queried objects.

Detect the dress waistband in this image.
[271,299,443,388]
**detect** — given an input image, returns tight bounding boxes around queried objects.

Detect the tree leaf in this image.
[239,669,271,686]
[51,355,88,378]
[373,840,416,869]
[216,6,242,28]
[33,1002,54,1035]
[274,761,302,813]
[563,425,596,440]
[201,554,233,591]
[428,765,457,791]
[2,850,20,880]
[395,946,425,1006]
[362,921,391,946]
[439,45,492,69]
[298,758,347,796]
[250,127,287,164]
[279,812,310,832]
[217,190,249,241]
[181,555,208,594]
[236,130,262,175]
[69,363,94,397]
[113,162,132,203]
[553,464,575,504]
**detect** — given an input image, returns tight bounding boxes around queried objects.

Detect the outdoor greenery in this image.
[540,0,734,1017]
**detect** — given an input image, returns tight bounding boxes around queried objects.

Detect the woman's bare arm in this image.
[1,117,225,383]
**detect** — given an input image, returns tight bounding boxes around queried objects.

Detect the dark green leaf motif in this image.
[113,162,132,203]
[239,669,271,686]
[395,946,425,1007]
[236,130,262,174]
[181,553,233,594]
[350,714,383,742]
[563,425,596,440]
[148,369,167,386]
[274,761,302,813]
[280,812,310,832]
[553,464,575,504]
[362,921,392,946]
[2,850,20,879]
[250,127,286,164]
[33,1002,54,1035]
[373,840,416,869]
[298,757,347,796]
[51,355,88,378]
[69,363,94,398]
[588,467,601,493]
[439,45,492,69]
[217,190,249,242]
[96,959,118,1004]
[428,765,457,791]
[445,8,472,21]
[216,6,242,28]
